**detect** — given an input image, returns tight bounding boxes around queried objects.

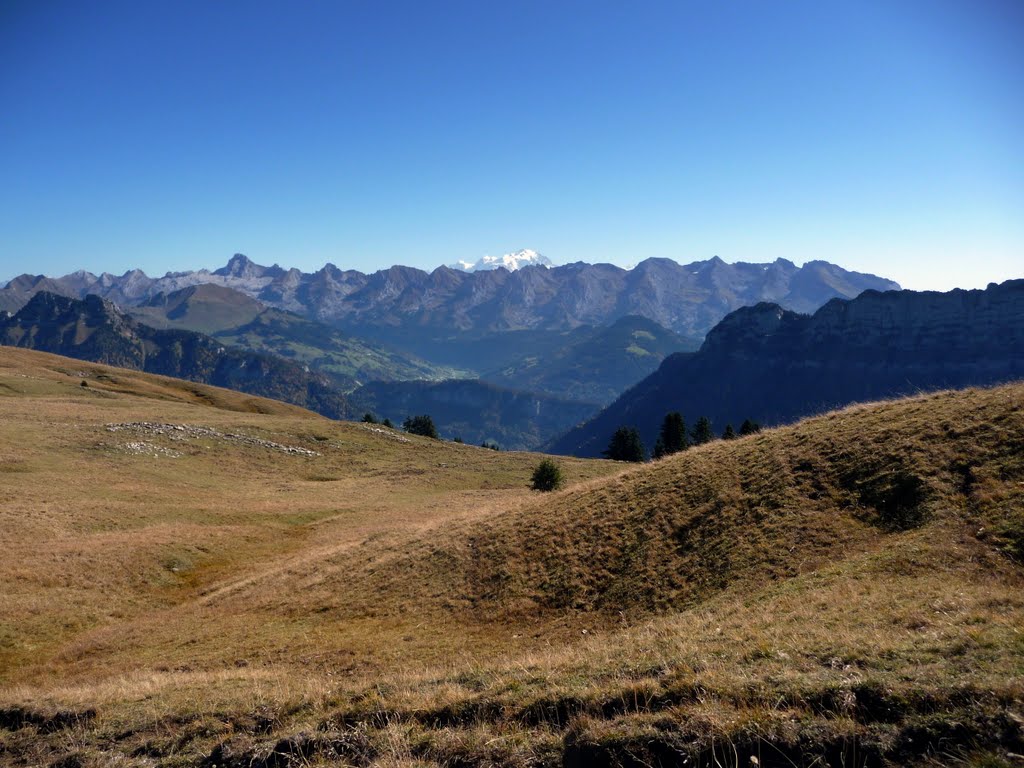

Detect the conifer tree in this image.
[691,416,714,445]
[403,414,438,439]
[603,426,646,462]
[722,423,736,440]
[531,459,564,491]
[739,418,761,436]
[654,412,687,458]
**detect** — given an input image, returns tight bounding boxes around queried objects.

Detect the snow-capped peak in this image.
[449,249,553,272]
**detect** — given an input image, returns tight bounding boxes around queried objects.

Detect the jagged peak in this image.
[214,253,257,277]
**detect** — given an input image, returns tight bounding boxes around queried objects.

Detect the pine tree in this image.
[403,414,438,439]
[361,412,378,424]
[603,426,646,462]
[655,412,687,458]
[722,423,736,440]
[690,416,714,445]
[739,418,761,436]
[531,459,564,491]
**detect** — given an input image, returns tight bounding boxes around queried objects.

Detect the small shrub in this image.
[531,459,564,492]
[361,412,377,424]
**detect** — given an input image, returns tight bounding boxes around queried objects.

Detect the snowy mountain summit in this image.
[450,249,553,272]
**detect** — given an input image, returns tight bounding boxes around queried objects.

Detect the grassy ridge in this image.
[0,346,1021,766]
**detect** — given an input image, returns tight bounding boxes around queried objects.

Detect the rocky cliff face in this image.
[0,292,352,419]
[0,254,899,344]
[548,280,1024,457]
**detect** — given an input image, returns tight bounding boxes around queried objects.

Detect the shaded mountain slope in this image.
[129,283,265,334]
[483,315,696,404]
[349,378,599,450]
[0,273,76,314]
[550,279,1024,457]
[128,284,465,390]
[211,307,464,390]
[0,291,352,419]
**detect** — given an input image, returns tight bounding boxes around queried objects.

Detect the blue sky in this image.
[1,0,1021,290]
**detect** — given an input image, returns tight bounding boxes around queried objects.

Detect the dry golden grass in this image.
[0,346,1022,767]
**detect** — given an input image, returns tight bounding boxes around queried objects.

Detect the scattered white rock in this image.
[105,422,320,456]
[119,441,183,458]
[357,424,411,443]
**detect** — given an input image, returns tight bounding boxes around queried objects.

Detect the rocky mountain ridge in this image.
[548,279,1024,457]
[0,254,899,345]
[0,292,352,419]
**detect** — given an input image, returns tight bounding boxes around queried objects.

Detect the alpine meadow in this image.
[2,2,1023,766]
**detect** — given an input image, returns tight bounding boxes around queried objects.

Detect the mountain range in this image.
[0,253,919,450]
[549,279,1024,456]
[0,255,899,370]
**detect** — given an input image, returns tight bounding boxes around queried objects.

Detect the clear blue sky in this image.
[1,0,1021,290]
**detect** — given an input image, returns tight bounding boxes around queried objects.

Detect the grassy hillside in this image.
[213,307,466,390]
[1,346,1021,766]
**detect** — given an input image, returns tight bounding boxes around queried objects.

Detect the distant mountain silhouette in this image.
[547,280,1024,457]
